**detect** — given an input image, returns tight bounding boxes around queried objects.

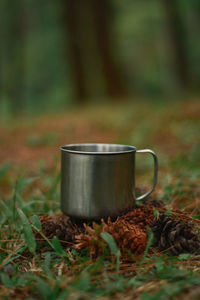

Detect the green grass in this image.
[1,99,200,299]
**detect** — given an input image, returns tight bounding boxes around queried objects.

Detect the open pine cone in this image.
[120,204,155,227]
[112,219,147,255]
[152,213,200,255]
[74,214,148,258]
[73,221,109,259]
[35,214,81,246]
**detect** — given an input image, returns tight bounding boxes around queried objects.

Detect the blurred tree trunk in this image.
[61,0,126,102]
[163,0,190,88]
[2,0,27,110]
[93,0,126,98]
[62,0,88,102]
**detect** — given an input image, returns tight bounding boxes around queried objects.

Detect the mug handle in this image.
[135,149,158,201]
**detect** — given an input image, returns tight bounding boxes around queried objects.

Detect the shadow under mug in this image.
[60,143,158,220]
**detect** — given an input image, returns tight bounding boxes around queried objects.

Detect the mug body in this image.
[60,143,136,219]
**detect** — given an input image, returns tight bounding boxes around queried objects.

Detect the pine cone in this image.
[136,188,165,209]
[74,216,147,258]
[121,205,155,227]
[34,214,81,246]
[142,198,165,209]
[74,222,108,258]
[112,219,147,255]
[152,214,200,255]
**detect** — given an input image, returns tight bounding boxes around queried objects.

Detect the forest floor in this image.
[0,98,200,299]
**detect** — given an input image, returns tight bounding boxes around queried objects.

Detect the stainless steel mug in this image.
[60,143,158,219]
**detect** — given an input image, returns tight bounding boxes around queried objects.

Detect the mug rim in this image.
[60,143,136,155]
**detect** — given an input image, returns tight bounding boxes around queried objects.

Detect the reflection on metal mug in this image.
[60,143,158,220]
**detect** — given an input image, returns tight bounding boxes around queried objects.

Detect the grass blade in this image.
[17,208,36,254]
[101,232,119,256]
[0,162,10,179]
[101,232,121,271]
[30,215,42,230]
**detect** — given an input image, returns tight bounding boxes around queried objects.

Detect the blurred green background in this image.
[1,0,200,117]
